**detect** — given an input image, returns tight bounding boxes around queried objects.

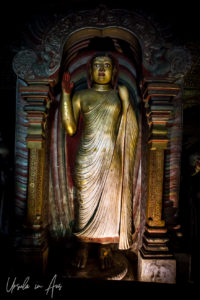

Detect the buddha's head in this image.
[91,55,113,85]
[88,52,119,87]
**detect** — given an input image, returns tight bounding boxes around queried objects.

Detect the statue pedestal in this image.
[138,251,176,283]
[64,251,135,281]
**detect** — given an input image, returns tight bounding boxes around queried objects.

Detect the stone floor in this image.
[0,236,199,299]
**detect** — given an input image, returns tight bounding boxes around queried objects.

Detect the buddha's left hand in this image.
[118,85,129,110]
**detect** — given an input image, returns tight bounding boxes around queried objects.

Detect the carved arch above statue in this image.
[12,7,192,82]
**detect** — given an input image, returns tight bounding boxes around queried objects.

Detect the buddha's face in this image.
[91,56,113,85]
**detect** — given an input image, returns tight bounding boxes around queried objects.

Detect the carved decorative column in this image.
[138,79,180,283]
[16,80,54,275]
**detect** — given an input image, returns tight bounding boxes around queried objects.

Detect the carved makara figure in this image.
[61,53,138,270]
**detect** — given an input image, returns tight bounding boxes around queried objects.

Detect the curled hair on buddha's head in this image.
[91,52,114,65]
[87,51,119,89]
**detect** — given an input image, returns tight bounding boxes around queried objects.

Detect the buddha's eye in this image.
[104,63,111,68]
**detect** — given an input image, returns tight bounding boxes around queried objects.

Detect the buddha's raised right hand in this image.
[62,71,74,94]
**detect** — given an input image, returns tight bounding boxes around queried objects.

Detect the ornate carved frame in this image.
[13,7,191,276]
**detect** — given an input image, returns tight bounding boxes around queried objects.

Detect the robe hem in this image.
[74,236,119,244]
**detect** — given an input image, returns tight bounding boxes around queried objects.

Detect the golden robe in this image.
[73,89,138,249]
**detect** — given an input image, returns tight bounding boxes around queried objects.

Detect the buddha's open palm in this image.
[62,71,74,94]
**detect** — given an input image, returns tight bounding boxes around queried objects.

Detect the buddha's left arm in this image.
[118,84,138,132]
[118,85,131,113]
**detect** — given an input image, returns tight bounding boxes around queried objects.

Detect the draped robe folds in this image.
[73,89,138,250]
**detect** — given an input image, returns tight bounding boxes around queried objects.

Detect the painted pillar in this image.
[138,79,180,283]
[16,80,54,275]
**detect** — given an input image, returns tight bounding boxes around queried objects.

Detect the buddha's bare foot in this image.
[98,244,113,270]
[72,243,89,269]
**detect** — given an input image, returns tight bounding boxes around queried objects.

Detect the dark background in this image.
[0,0,200,295]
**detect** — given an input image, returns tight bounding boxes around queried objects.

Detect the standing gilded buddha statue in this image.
[61,53,138,270]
